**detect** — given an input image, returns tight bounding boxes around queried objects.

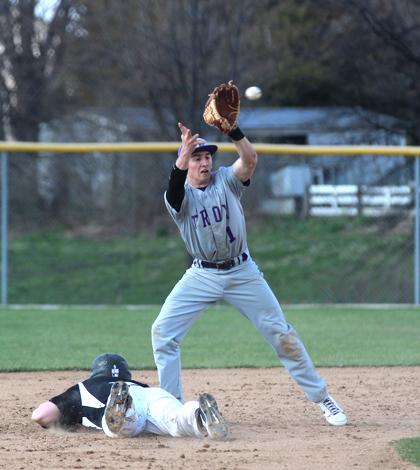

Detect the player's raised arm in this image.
[230,131,258,182]
[165,122,199,212]
[202,80,257,182]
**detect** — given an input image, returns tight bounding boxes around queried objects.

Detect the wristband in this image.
[228,127,245,141]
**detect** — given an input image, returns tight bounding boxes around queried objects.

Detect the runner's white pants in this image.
[102,386,202,438]
[152,258,328,403]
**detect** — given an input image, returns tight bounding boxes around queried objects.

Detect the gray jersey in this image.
[164,166,249,261]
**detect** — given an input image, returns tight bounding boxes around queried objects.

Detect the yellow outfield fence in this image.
[1,141,420,156]
[0,142,419,305]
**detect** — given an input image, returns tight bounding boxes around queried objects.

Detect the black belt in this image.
[197,253,248,270]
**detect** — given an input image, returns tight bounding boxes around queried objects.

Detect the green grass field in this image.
[1,304,419,371]
[1,304,419,466]
[393,438,420,467]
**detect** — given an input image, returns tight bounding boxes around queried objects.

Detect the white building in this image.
[237,107,407,214]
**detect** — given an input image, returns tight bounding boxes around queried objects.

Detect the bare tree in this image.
[0,0,83,225]
[53,0,259,229]
[346,0,420,142]
[66,0,257,138]
[8,0,418,229]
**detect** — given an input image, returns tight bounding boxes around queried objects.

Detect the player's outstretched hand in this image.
[178,122,199,158]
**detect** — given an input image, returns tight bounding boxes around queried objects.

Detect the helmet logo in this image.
[111,364,119,377]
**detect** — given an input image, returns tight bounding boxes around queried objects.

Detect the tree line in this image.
[0,0,419,231]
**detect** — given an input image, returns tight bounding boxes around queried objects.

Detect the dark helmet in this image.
[90,353,132,381]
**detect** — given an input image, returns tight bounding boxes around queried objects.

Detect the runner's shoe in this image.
[104,381,133,433]
[197,393,229,439]
[318,395,347,426]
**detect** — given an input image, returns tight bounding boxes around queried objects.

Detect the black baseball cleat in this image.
[197,393,229,440]
[104,381,132,434]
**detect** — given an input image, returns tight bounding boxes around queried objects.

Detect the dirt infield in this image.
[1,367,419,469]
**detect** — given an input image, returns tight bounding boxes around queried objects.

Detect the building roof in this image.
[43,106,404,142]
[238,106,402,134]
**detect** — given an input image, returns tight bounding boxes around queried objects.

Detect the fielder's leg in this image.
[152,267,222,401]
[224,260,328,403]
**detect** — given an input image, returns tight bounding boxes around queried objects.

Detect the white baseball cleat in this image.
[318,395,347,426]
[104,381,133,434]
[197,393,229,440]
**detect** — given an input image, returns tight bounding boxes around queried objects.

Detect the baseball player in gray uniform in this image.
[152,122,347,426]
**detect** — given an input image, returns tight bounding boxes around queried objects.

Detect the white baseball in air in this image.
[245,86,262,101]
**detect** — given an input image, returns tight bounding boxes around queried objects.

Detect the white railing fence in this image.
[307,184,413,217]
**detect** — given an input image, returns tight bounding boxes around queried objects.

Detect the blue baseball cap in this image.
[178,138,218,157]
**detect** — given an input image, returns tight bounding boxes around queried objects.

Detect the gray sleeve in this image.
[219,166,249,198]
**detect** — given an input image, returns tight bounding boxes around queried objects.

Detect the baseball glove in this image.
[203,80,240,134]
